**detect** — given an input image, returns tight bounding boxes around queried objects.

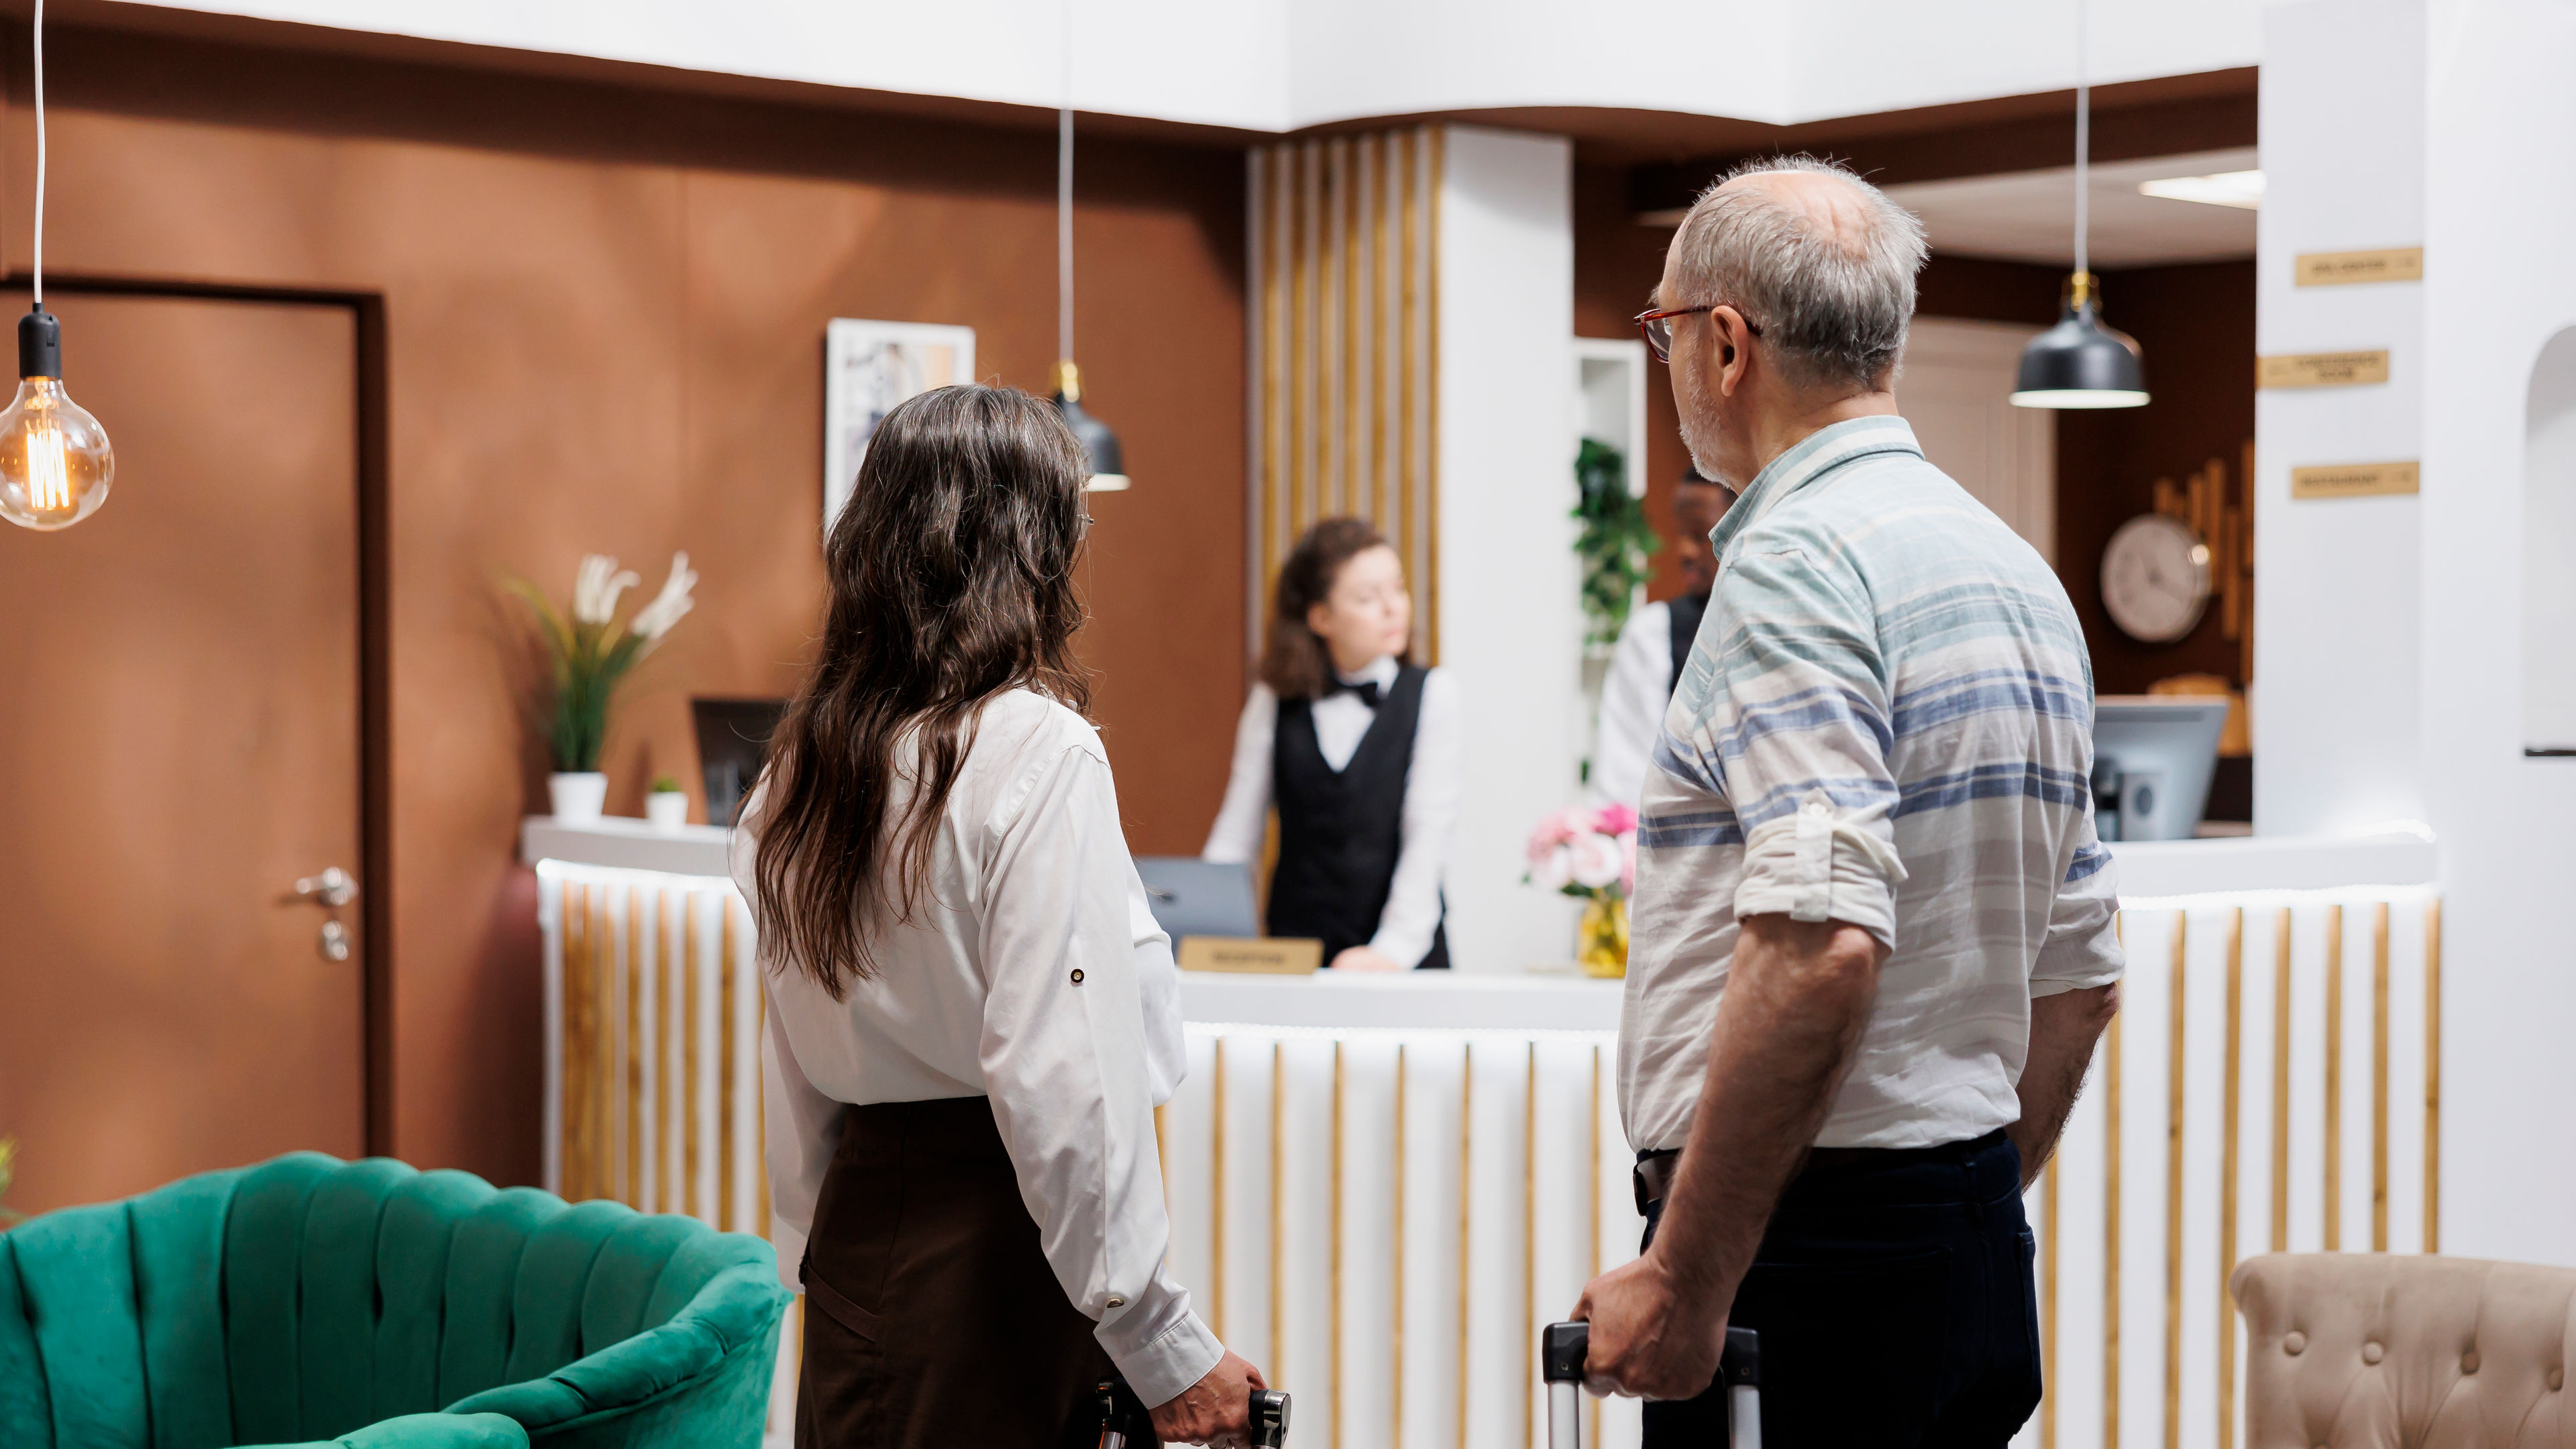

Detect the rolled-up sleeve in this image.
[2033,814,2125,996]
[980,741,1223,1407]
[1713,543,1907,949]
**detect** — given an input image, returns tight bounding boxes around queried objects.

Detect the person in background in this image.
[1590,466,1738,812]
[1574,156,2123,1444]
[1203,517,1460,970]
[743,384,1265,1448]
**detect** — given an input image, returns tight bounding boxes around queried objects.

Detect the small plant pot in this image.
[646,790,690,833]
[549,771,609,824]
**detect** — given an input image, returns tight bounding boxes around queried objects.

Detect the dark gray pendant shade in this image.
[1051,361,1128,492]
[2011,282,2149,410]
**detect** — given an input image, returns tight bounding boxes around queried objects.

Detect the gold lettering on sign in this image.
[1178,936,1325,974]
[2295,247,2423,286]
[2257,350,2390,388]
[2292,461,2420,500]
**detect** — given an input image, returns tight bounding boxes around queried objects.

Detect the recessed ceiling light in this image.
[2137,169,2265,210]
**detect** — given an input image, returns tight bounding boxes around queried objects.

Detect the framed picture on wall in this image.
[822,319,977,533]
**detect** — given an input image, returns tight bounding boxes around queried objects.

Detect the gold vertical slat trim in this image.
[561,878,591,1203]
[1297,141,1320,537]
[1457,1041,1472,1449]
[755,982,770,1238]
[1393,1044,1407,1449]
[2104,928,2124,1449]
[591,885,616,1210]
[1396,127,1424,658]
[683,892,702,1221]
[2041,1157,2059,1449]
[626,888,644,1208]
[2270,909,2292,1254]
[1337,135,1360,519]
[659,890,678,1215]
[2424,897,2443,1253]
[1589,1044,1604,1449]
[1214,1036,1230,1342]
[1368,133,1391,531]
[719,898,739,1232]
[1321,138,1347,517]
[1272,1041,1287,1386]
[1521,1044,1537,1449]
[1423,125,1444,665]
[2370,901,2391,1252]
[2163,913,2188,1449]
[2218,909,2244,1449]
[2323,905,2345,1252]
[1269,147,1293,584]
[1330,1044,1345,1449]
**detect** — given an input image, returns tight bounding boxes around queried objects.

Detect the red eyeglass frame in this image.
[1634,303,1764,363]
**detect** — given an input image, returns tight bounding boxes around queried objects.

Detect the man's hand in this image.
[1328,945,1404,972]
[1574,1250,1726,1401]
[1150,1350,1268,1447]
[2006,983,2118,1187]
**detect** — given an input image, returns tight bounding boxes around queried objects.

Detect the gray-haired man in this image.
[1572,156,2124,1445]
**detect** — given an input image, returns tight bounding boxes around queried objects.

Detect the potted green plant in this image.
[510,552,696,824]
[1572,437,1658,648]
[647,772,690,833]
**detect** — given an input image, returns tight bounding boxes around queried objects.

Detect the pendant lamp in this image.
[2010,0,2149,411]
[1051,18,1128,492]
[0,0,115,529]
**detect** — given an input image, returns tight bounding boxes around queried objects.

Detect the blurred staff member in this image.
[745,386,1264,1448]
[1591,467,1738,811]
[1204,517,1460,970]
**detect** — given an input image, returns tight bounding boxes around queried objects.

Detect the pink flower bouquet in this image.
[1524,803,1640,903]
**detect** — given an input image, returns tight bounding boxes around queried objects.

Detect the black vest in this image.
[1666,592,1709,692]
[1267,665,1450,969]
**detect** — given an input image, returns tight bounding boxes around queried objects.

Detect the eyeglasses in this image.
[1634,303,1764,364]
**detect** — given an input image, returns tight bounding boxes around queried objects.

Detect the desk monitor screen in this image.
[1134,857,1259,943]
[691,697,786,828]
[2092,696,2229,842]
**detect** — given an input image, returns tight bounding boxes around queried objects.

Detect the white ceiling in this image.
[1881,147,2261,268]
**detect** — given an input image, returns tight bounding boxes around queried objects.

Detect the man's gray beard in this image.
[1678,364,1736,488]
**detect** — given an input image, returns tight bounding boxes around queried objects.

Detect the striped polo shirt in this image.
[1619,415,2124,1153]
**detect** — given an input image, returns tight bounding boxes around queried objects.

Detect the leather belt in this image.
[1632,1143,1900,1214]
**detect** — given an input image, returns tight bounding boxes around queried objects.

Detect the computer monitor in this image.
[690,698,787,828]
[1134,858,1260,943]
[2091,696,2230,842]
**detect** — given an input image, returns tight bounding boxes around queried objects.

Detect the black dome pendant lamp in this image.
[2012,0,2149,411]
[1051,15,1128,492]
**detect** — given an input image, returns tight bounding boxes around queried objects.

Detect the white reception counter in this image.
[523,818,2439,1449]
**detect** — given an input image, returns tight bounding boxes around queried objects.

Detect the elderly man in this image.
[1574,155,2125,1446]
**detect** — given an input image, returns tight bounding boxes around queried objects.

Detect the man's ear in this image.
[1713,307,1752,397]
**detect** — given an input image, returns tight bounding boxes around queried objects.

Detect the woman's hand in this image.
[1329,945,1405,972]
[1150,1350,1269,1446]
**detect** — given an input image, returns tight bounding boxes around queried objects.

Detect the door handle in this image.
[294,867,357,908]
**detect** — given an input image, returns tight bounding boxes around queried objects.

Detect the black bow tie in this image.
[1328,678,1383,708]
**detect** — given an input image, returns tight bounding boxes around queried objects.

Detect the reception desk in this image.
[524,819,2438,1449]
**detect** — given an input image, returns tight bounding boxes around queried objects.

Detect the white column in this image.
[1433,125,1580,971]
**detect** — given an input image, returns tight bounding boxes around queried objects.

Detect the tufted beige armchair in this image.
[2231,1252,2576,1447]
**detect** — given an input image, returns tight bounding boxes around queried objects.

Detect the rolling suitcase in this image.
[1093,1377,1291,1448]
[1540,1321,1760,1449]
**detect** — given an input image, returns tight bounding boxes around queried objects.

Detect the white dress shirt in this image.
[1590,600,1675,812]
[1200,654,1460,967]
[741,689,1220,1407]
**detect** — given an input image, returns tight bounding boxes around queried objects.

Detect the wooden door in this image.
[0,290,364,1216]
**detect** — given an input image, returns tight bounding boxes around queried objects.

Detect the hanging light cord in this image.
[2072,0,2089,288]
[32,0,45,308]
[1057,0,1073,368]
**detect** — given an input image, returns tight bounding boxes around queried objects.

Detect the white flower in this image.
[629,551,698,647]
[1569,832,1625,890]
[1532,845,1575,892]
[572,554,640,626]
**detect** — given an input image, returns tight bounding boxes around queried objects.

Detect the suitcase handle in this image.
[1095,1379,1292,1448]
[1538,1322,1760,1449]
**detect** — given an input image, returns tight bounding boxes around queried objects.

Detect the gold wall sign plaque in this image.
[1177,936,1324,974]
[2259,350,2391,388]
[2294,248,2424,286]
[2291,460,2419,500]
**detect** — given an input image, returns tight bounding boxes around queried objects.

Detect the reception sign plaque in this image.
[2294,247,2424,286]
[2259,350,2391,388]
[1177,936,1324,974]
[2292,460,2420,500]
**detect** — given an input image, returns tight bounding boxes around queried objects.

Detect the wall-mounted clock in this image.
[2100,513,2212,643]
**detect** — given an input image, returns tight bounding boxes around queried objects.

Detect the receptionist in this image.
[1203,517,1460,969]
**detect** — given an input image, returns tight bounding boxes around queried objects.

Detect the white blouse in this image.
[1589,600,1675,812]
[1200,655,1460,967]
[741,690,1220,1407]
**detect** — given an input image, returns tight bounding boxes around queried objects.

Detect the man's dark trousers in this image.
[1638,1129,2041,1448]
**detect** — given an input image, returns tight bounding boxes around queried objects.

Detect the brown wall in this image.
[6,25,1246,1187]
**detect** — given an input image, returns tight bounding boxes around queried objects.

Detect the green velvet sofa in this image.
[0,1152,790,1448]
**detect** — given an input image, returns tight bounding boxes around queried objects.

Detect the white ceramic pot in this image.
[549,771,609,824]
[646,790,690,833]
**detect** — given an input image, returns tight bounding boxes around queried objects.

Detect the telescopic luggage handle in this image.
[1540,1321,1760,1449]
[1093,1379,1291,1448]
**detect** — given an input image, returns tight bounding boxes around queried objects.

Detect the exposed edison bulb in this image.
[0,305,113,530]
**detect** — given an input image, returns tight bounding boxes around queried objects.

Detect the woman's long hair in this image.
[751,384,1091,999]
[1258,516,1405,700]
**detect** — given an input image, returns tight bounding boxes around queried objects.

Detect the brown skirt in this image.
[796,1095,1121,1449]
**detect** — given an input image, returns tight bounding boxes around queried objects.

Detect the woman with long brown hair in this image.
[1203,517,1460,969]
[740,384,1263,1447]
